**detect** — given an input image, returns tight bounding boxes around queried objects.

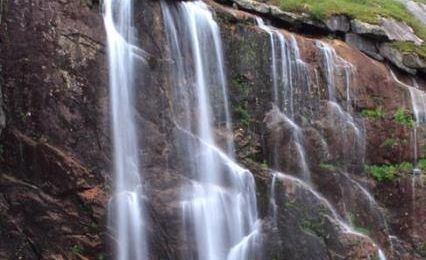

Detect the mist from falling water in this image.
[161,2,259,259]
[104,0,148,259]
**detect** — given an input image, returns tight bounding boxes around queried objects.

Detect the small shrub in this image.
[361,107,384,118]
[365,164,397,182]
[393,107,415,128]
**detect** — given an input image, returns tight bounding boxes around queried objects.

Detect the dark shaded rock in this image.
[345,33,383,60]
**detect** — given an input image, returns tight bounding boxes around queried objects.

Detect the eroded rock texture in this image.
[0,0,425,259]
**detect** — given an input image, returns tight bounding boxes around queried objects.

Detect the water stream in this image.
[104,0,148,259]
[161,2,259,259]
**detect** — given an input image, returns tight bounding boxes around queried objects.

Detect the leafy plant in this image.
[398,161,413,174]
[365,164,397,181]
[319,163,336,171]
[361,107,385,118]
[393,107,415,127]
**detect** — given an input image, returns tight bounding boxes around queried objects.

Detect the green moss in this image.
[391,42,426,59]
[270,0,426,44]
[393,107,415,128]
[361,107,385,118]
[301,219,327,238]
[319,163,337,171]
[235,105,253,127]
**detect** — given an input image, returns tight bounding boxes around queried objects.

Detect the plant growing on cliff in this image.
[365,164,397,181]
[361,107,385,118]
[393,107,415,127]
[319,163,336,171]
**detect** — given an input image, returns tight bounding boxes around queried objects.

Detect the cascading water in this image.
[257,18,387,258]
[104,1,148,259]
[161,2,259,259]
[316,41,366,170]
[256,18,311,181]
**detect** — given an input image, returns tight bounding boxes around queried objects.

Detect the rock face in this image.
[0,0,425,259]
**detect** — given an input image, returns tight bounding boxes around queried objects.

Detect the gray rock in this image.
[326,15,350,32]
[380,17,423,45]
[351,18,423,45]
[379,43,417,74]
[232,0,271,14]
[402,52,426,69]
[232,0,326,29]
[351,19,388,39]
[345,33,383,60]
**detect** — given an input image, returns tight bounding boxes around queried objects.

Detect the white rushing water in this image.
[161,2,259,259]
[104,1,148,259]
[256,18,311,181]
[316,41,366,168]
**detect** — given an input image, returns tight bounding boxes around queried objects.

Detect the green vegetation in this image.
[361,107,385,118]
[354,226,370,236]
[365,164,397,181]
[270,0,426,57]
[365,161,414,181]
[235,105,253,127]
[392,42,426,59]
[319,163,337,171]
[301,219,326,238]
[381,138,398,147]
[416,159,426,171]
[393,107,415,127]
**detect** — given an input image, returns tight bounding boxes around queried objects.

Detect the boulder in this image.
[345,33,383,60]
[351,19,388,40]
[379,43,417,74]
[380,17,423,45]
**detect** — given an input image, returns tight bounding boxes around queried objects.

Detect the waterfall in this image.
[316,41,366,170]
[104,1,148,259]
[161,1,259,259]
[256,18,311,181]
